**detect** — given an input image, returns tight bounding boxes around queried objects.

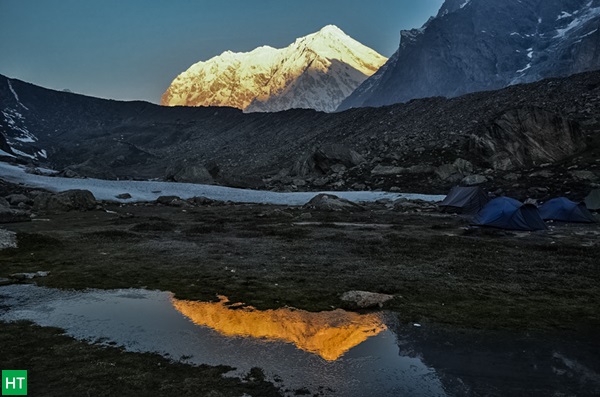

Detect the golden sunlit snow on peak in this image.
[161,25,387,113]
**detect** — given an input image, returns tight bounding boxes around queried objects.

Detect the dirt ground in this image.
[1,201,599,395]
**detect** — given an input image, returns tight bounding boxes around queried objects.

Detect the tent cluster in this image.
[439,187,598,231]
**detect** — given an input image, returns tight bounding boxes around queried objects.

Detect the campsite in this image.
[1,177,600,395]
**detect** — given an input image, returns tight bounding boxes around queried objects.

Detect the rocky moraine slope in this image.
[1,70,599,199]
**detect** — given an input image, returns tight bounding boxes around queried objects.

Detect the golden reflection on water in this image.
[171,296,386,361]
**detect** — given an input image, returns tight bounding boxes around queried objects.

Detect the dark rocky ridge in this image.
[339,0,600,110]
[1,70,599,199]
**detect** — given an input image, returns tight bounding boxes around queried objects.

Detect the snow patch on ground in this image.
[580,28,598,38]
[0,163,445,205]
[0,149,15,158]
[554,4,600,38]
[517,63,532,73]
[7,80,29,111]
[557,11,573,20]
[10,149,35,160]
[2,109,38,145]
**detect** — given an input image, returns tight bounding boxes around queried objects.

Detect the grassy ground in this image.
[0,321,281,397]
[1,203,599,329]
[1,202,599,396]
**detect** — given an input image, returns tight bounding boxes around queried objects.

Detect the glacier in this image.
[0,162,445,205]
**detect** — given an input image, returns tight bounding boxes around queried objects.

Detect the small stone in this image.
[340,290,394,309]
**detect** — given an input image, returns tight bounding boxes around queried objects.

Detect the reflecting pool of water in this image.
[0,285,445,396]
[1,284,599,396]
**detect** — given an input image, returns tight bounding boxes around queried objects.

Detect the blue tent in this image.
[539,197,597,223]
[473,197,548,231]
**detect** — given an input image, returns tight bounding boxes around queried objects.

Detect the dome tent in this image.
[539,197,597,223]
[585,189,600,211]
[439,186,490,215]
[473,197,547,231]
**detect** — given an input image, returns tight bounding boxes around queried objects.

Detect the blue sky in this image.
[0,0,444,103]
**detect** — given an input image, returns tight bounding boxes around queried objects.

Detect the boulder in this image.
[294,144,365,176]
[0,197,9,208]
[292,178,307,187]
[435,159,474,182]
[5,194,31,206]
[340,291,394,309]
[303,194,364,212]
[0,207,30,223]
[116,193,132,199]
[453,158,474,175]
[59,169,80,178]
[188,196,214,206]
[435,164,461,181]
[371,165,405,176]
[570,170,597,181]
[330,164,347,174]
[156,195,181,205]
[312,177,329,187]
[33,190,97,213]
[461,174,488,186]
[166,162,214,184]
[471,107,586,171]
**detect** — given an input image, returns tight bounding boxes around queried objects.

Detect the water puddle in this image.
[1,284,599,396]
[0,285,445,396]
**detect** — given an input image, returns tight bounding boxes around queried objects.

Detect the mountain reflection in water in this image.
[171,295,386,361]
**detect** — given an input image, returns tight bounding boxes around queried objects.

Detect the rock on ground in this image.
[303,194,364,212]
[340,290,394,309]
[294,144,365,176]
[461,175,488,186]
[165,162,214,184]
[0,228,17,249]
[0,208,30,223]
[33,190,97,213]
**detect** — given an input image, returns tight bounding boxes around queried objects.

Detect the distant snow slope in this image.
[1,78,46,160]
[161,25,387,113]
[0,163,444,205]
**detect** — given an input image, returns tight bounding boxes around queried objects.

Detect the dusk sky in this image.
[0,0,445,103]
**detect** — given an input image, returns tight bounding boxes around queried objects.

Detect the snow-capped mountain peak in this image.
[161,25,387,113]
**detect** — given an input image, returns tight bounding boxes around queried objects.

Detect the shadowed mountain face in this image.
[1,70,599,196]
[161,25,387,113]
[339,0,600,110]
